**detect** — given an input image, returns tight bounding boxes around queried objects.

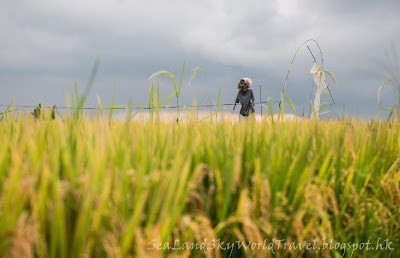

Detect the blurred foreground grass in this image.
[0,113,399,257]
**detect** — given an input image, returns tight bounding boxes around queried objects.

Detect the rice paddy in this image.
[1,50,399,257]
[0,109,399,257]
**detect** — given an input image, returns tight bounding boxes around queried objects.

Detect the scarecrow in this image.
[233,78,255,122]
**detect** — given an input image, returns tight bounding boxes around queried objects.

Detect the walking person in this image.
[233,78,255,122]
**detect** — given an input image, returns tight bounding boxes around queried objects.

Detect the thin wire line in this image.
[0,101,281,111]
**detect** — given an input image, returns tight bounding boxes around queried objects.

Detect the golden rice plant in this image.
[0,108,399,257]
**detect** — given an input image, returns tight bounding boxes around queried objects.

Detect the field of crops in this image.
[0,110,399,258]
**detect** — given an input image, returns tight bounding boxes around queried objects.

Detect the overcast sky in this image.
[1,0,399,118]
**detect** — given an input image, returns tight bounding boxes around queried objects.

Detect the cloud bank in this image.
[1,0,399,117]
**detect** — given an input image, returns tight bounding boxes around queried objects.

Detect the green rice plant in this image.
[0,103,15,121]
[149,80,177,122]
[156,87,176,121]
[379,76,400,121]
[149,82,154,121]
[188,67,206,87]
[280,39,336,119]
[129,105,147,120]
[208,87,228,121]
[199,89,228,122]
[96,95,103,118]
[379,45,400,121]
[149,62,186,115]
[109,79,117,121]
[156,81,160,120]
[149,62,205,121]
[70,60,99,120]
[262,97,275,123]
[0,112,399,257]
[279,40,318,117]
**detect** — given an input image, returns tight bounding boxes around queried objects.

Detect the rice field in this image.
[0,109,399,257]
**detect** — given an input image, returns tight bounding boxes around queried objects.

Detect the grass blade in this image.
[109,78,116,121]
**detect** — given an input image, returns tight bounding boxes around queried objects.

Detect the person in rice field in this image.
[233,78,255,122]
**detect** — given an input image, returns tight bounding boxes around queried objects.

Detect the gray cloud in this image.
[0,0,399,118]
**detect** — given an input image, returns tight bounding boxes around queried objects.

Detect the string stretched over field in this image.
[0,101,280,111]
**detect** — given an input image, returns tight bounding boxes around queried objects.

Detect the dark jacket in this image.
[235,89,254,116]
